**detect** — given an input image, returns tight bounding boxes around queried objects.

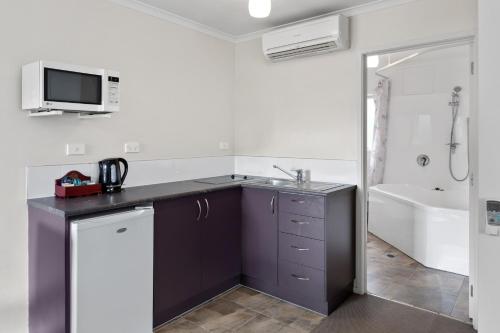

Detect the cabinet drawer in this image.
[279,193,325,218]
[279,233,324,270]
[279,213,324,240]
[279,260,325,301]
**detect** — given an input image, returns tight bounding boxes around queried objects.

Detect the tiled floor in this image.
[155,286,325,333]
[367,233,471,323]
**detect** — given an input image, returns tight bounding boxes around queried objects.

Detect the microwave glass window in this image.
[44,68,102,105]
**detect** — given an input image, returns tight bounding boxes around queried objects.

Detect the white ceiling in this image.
[133,0,382,37]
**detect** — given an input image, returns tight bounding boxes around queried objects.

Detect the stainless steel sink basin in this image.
[194,175,255,185]
[254,178,344,192]
[261,179,297,187]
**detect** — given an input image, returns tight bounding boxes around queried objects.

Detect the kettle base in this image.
[103,185,123,193]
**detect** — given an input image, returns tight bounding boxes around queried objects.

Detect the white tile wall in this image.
[26,155,358,199]
[368,45,470,191]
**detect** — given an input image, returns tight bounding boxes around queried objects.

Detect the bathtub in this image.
[368,184,469,276]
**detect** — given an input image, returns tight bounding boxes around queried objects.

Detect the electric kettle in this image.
[98,158,128,193]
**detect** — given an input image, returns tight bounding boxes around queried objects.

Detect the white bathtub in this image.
[368,184,469,276]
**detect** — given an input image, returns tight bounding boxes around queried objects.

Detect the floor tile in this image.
[199,308,258,331]
[451,280,472,323]
[367,233,469,321]
[184,299,244,326]
[156,318,206,333]
[278,325,306,333]
[261,301,316,325]
[230,290,280,312]
[407,268,465,296]
[236,314,286,332]
[387,285,457,315]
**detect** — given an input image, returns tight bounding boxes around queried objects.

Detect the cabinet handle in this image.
[291,245,310,251]
[290,219,309,225]
[291,274,310,281]
[291,199,305,204]
[196,200,202,221]
[270,195,275,215]
[204,198,210,219]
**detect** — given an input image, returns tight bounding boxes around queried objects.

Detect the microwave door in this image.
[43,68,103,112]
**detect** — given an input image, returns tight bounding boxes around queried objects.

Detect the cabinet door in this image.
[201,188,242,290]
[153,195,202,326]
[241,187,278,285]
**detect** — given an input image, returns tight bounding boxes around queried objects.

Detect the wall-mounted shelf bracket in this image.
[28,110,64,117]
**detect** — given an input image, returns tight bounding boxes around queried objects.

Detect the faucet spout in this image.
[273,165,305,183]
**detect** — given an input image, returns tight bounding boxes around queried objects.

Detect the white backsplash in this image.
[26,155,358,199]
[26,156,234,199]
[234,156,358,184]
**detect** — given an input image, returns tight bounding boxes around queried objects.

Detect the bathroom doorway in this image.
[362,41,475,324]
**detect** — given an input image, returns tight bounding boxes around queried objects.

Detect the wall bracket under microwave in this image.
[28,110,63,117]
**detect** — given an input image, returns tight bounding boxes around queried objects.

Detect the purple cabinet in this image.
[201,188,241,290]
[241,187,278,288]
[153,194,203,326]
[153,188,241,327]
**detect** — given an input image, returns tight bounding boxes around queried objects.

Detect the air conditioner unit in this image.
[262,15,350,62]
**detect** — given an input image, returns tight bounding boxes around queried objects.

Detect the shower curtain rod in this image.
[374,43,464,79]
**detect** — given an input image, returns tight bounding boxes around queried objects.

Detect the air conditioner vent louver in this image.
[262,15,350,62]
[268,41,338,61]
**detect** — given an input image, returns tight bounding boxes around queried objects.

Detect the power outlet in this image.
[66,143,86,156]
[219,142,229,150]
[124,142,140,153]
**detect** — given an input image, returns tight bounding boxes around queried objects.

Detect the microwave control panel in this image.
[108,76,120,105]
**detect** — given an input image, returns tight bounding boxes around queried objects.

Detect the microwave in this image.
[22,61,120,114]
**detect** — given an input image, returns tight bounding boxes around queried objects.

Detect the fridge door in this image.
[70,208,154,333]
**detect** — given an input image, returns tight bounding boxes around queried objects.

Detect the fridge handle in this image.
[135,204,154,211]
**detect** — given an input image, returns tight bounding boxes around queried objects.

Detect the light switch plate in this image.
[219,142,229,150]
[124,142,140,153]
[66,143,86,156]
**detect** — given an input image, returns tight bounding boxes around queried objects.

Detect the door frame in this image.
[356,33,478,327]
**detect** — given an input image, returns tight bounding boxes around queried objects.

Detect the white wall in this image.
[0,1,235,332]
[233,0,477,162]
[368,46,471,191]
[477,1,500,332]
[233,0,476,295]
[0,0,478,332]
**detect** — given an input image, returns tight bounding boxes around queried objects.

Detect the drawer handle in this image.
[291,274,310,281]
[291,199,305,204]
[290,219,309,225]
[291,245,310,251]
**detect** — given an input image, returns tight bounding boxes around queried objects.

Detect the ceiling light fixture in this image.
[249,0,271,18]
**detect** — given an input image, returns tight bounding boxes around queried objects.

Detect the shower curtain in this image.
[368,79,391,186]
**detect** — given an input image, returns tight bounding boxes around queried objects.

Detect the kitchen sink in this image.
[194,175,255,185]
[254,178,344,192]
[261,179,297,187]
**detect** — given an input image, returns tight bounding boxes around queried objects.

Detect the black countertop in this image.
[27,176,356,218]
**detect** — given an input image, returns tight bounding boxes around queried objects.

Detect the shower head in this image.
[453,86,462,94]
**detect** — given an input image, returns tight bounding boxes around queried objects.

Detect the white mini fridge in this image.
[70,207,154,333]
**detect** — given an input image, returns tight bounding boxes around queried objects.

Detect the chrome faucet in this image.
[273,165,305,183]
